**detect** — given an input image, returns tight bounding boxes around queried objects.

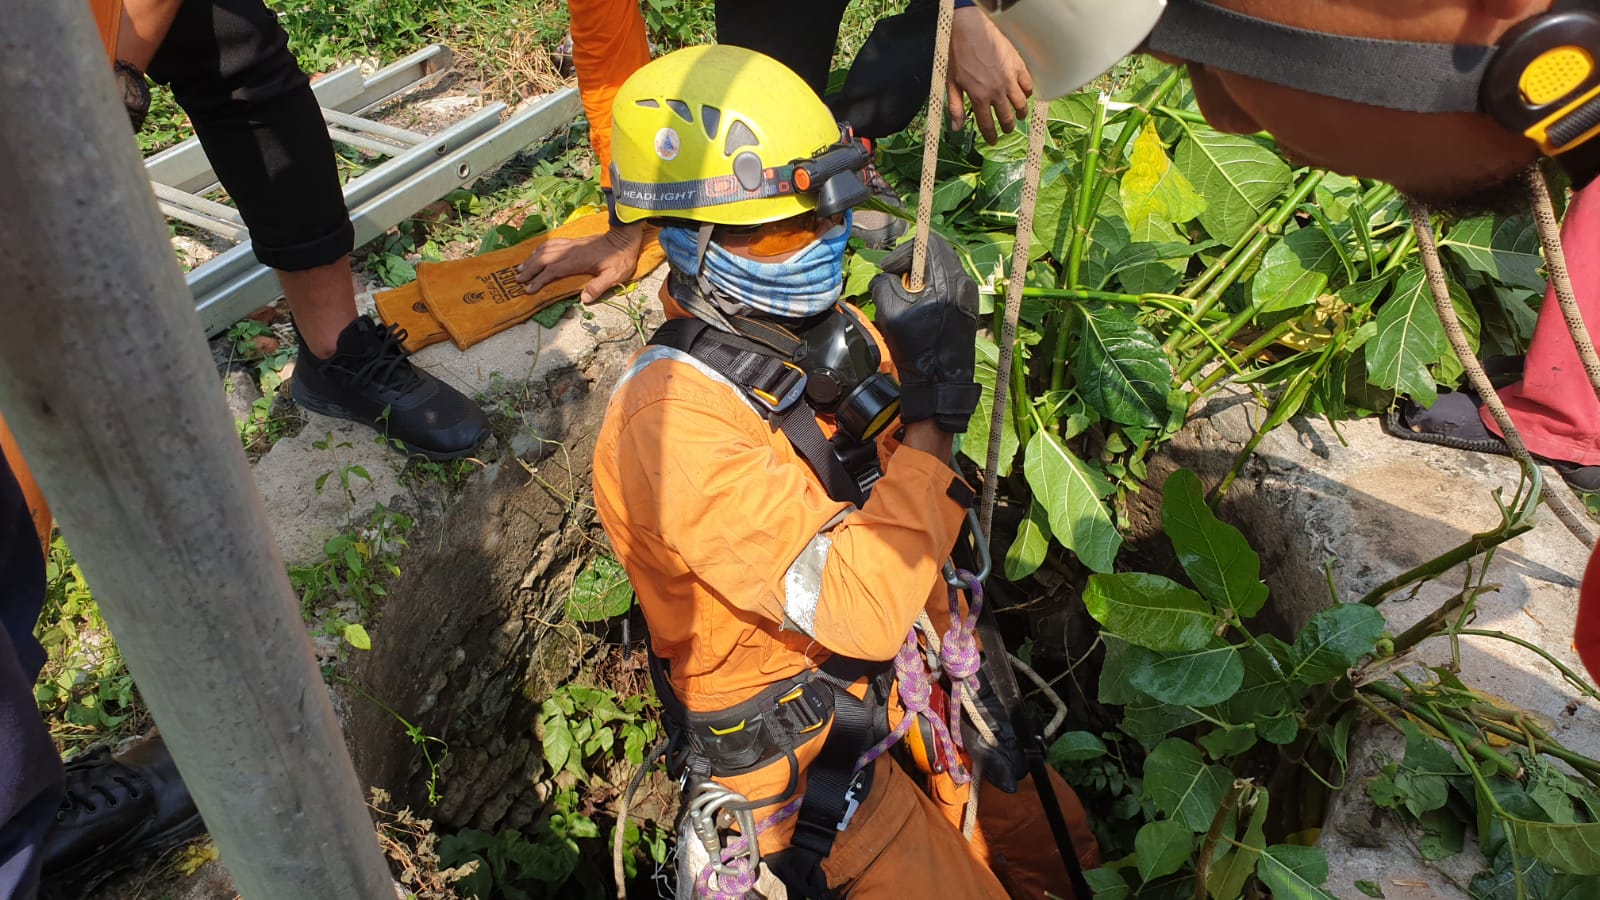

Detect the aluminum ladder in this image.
[143,44,580,336]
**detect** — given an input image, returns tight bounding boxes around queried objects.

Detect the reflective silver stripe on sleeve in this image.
[782,510,850,637]
[612,345,763,415]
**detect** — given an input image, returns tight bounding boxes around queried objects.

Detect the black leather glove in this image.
[869,236,982,433]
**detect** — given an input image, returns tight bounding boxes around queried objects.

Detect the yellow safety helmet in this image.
[609,44,870,227]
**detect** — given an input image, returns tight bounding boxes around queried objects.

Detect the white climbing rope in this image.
[909,0,957,292]
[1409,202,1597,548]
[981,99,1049,539]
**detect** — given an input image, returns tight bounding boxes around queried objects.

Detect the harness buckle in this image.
[772,683,829,736]
[749,362,808,414]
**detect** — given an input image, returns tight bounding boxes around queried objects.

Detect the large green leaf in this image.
[1174,130,1292,244]
[1549,873,1600,899]
[930,173,977,219]
[964,335,1021,477]
[1085,573,1216,652]
[1121,122,1206,236]
[1031,173,1074,260]
[1289,603,1387,684]
[1023,429,1122,573]
[1127,638,1245,707]
[1432,286,1482,386]
[1081,191,1134,291]
[1441,214,1545,293]
[976,155,1027,225]
[1142,739,1234,832]
[1047,730,1108,765]
[1256,845,1337,900]
[1254,225,1339,314]
[1366,267,1454,407]
[1507,817,1600,875]
[1076,304,1174,428]
[1122,695,1207,749]
[1135,819,1194,882]
[1161,469,1268,617]
[1004,501,1051,582]
[1213,641,1297,729]
[1208,788,1269,900]
[565,554,636,622]
[1083,868,1132,900]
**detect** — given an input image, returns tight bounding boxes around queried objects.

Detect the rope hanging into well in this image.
[1524,166,1600,406]
[908,0,957,292]
[1408,202,1596,548]
[980,99,1049,539]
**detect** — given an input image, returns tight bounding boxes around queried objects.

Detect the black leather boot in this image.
[40,737,205,895]
[292,315,492,460]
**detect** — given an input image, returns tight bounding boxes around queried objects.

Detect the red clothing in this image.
[1482,183,1600,467]
[1580,544,1600,684]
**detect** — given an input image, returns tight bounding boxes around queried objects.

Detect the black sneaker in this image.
[40,737,205,895]
[853,161,908,250]
[292,316,491,460]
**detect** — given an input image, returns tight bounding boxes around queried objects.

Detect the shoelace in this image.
[58,771,142,819]
[340,322,423,393]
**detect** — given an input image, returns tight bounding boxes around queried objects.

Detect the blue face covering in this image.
[658,211,852,319]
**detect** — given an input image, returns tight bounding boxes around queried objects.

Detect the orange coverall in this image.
[569,0,650,189]
[593,292,1096,898]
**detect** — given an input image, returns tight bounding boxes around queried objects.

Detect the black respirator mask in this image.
[792,308,902,444]
[985,0,1600,187]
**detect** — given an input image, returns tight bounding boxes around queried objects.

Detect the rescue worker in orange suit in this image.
[515,0,1035,304]
[591,46,1097,899]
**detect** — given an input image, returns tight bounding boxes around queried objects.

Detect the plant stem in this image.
[1050,71,1183,393]
[1389,587,1472,657]
[1455,628,1600,704]
[1358,524,1534,606]
[1194,781,1245,900]
[1167,170,1327,354]
[1364,681,1521,779]
[1190,320,1303,394]
[1208,357,1322,504]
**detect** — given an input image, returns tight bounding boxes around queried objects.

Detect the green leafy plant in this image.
[436,683,667,900]
[1067,468,1600,898]
[291,502,413,636]
[538,683,658,782]
[311,431,375,504]
[33,536,140,747]
[861,60,1546,580]
[437,789,605,900]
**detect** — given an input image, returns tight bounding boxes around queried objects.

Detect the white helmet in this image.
[975,0,1168,100]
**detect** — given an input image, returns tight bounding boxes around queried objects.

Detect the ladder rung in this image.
[321,108,427,147]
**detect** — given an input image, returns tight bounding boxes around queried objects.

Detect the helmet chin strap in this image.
[1145,0,1600,186]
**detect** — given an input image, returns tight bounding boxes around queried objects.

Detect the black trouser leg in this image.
[715,0,850,97]
[828,0,937,140]
[0,450,60,900]
[146,0,353,272]
[715,0,935,141]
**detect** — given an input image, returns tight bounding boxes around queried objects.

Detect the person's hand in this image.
[515,222,645,303]
[947,6,1033,145]
[869,236,982,433]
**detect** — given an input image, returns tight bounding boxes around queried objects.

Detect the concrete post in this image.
[0,3,395,897]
